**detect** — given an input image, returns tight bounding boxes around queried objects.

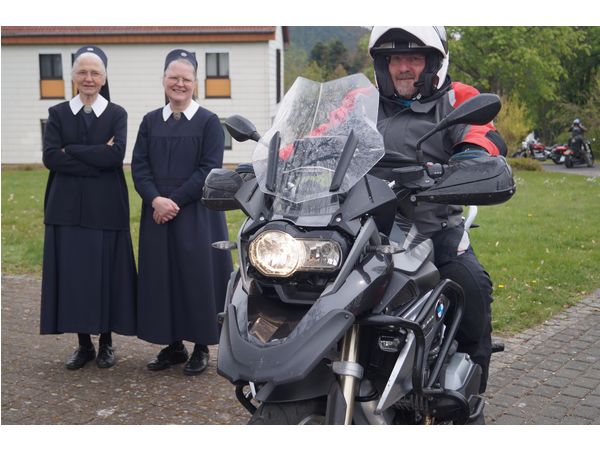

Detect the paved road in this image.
[2,274,599,425]
[541,160,599,178]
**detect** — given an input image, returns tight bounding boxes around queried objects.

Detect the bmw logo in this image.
[435,301,445,319]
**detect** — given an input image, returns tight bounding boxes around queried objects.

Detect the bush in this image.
[495,94,534,152]
[506,157,543,171]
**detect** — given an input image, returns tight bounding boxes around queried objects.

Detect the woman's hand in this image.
[151,196,180,224]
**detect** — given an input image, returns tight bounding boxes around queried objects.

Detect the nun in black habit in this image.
[132,49,233,376]
[40,46,137,370]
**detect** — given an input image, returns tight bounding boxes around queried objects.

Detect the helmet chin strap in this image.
[413,73,439,98]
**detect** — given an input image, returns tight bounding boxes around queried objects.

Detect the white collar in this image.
[69,94,109,116]
[162,100,200,122]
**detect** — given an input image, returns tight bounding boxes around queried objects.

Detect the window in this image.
[206,53,229,77]
[221,120,232,150]
[276,49,282,103]
[205,53,231,98]
[39,54,64,99]
[40,119,48,144]
[70,52,78,97]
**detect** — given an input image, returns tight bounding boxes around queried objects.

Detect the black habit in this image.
[132,104,233,345]
[40,99,137,335]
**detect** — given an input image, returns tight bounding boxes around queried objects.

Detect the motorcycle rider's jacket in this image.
[370,77,507,237]
[569,123,586,138]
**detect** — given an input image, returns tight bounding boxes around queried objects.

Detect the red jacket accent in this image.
[451,82,500,156]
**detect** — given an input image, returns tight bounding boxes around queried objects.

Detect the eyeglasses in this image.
[75,70,104,80]
[166,76,195,86]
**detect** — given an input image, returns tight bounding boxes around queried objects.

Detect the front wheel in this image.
[565,156,574,168]
[248,398,327,425]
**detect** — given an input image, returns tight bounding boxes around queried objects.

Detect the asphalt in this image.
[540,160,600,178]
[2,274,600,425]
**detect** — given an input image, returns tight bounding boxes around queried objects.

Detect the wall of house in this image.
[1,29,284,165]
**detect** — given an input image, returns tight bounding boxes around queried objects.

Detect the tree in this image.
[284,44,310,91]
[447,26,591,143]
[494,94,534,152]
[310,39,350,74]
[310,42,328,69]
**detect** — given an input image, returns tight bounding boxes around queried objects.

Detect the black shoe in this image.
[147,346,189,371]
[96,345,116,368]
[183,350,209,376]
[65,345,96,370]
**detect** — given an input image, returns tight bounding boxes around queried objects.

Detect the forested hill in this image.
[287,26,370,53]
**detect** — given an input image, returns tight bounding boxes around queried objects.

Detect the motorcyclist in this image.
[569,118,588,156]
[367,26,507,413]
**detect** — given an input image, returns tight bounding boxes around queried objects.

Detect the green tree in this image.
[555,71,600,144]
[284,44,310,91]
[302,60,327,83]
[331,64,348,79]
[351,33,374,80]
[494,94,534,153]
[560,27,600,106]
[310,42,328,68]
[310,39,350,74]
[447,27,590,143]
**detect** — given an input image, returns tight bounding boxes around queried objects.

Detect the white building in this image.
[1,26,288,165]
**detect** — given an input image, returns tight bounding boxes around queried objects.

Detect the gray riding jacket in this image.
[369,79,506,237]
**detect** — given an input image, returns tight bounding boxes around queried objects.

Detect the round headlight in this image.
[248,230,304,277]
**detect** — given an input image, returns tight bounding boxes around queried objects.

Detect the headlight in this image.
[248,230,342,277]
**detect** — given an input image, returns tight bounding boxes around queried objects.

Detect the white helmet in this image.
[368,26,449,98]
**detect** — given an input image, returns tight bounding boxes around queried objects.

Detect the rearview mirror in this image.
[416,94,502,159]
[442,93,502,128]
[225,115,261,142]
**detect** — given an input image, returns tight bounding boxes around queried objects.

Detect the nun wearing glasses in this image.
[40,45,137,370]
[132,49,233,376]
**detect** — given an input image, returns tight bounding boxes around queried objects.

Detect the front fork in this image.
[334,324,363,425]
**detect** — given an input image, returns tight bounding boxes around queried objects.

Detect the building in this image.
[1,26,288,165]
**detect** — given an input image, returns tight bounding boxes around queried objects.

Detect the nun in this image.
[40,45,137,370]
[132,49,233,376]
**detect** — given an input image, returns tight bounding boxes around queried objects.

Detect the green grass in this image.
[1,168,246,272]
[2,167,599,335]
[470,171,600,334]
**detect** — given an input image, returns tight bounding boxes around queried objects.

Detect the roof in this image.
[2,26,289,45]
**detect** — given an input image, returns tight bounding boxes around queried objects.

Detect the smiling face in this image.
[387,52,426,98]
[72,54,106,100]
[163,59,196,110]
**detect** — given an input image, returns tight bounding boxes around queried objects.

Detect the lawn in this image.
[2,167,599,335]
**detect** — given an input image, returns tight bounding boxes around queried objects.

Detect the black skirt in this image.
[40,225,137,335]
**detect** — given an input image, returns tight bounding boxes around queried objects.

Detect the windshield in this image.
[252,74,385,210]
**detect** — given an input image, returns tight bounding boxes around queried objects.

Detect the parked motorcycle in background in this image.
[202,74,515,425]
[546,143,568,165]
[511,131,550,161]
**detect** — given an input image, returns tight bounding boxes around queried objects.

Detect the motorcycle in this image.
[202,74,515,425]
[564,137,595,168]
[511,132,550,161]
[547,143,568,165]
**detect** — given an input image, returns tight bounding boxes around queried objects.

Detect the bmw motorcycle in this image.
[202,74,515,425]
